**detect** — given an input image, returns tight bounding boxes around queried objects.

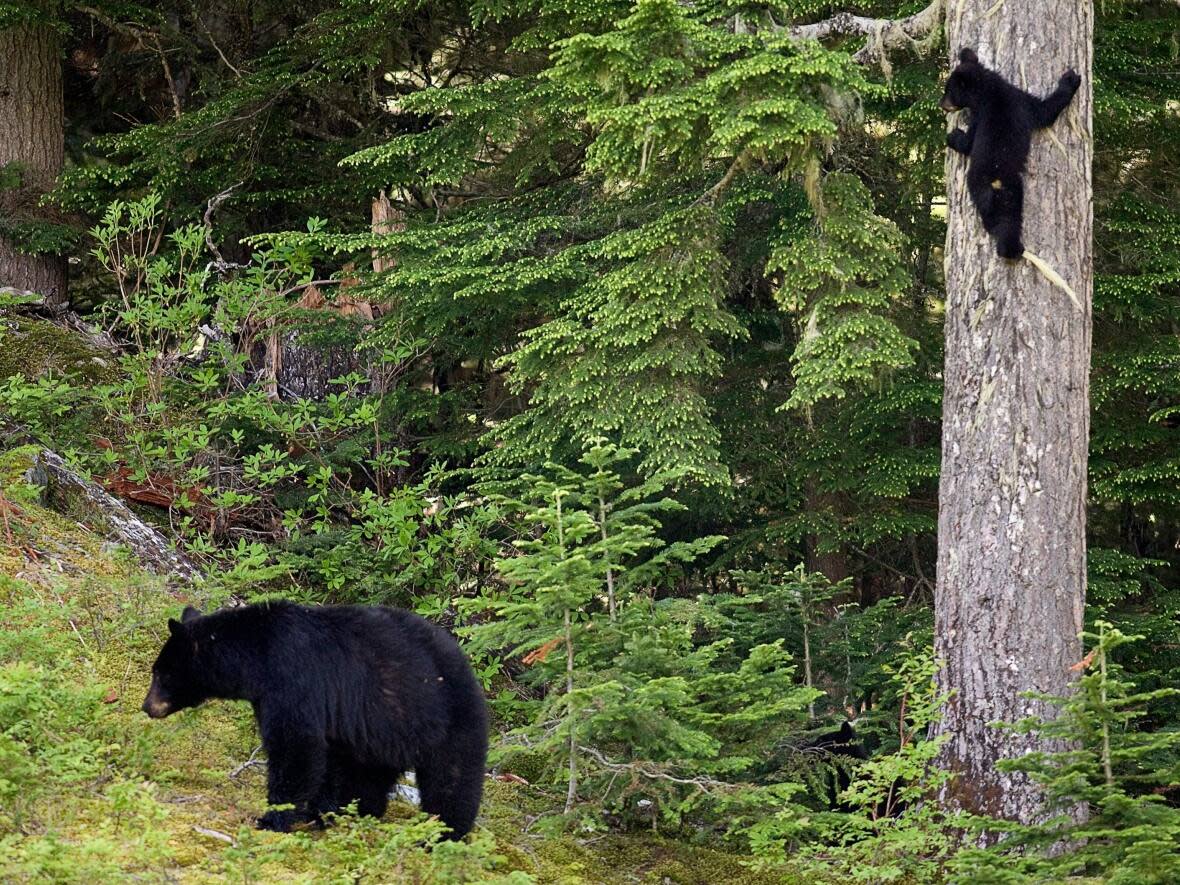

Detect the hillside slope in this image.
[0,444,779,884]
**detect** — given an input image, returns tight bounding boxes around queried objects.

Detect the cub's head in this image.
[939,48,983,112]
[142,606,205,719]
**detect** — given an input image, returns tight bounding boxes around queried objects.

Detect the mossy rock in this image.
[0,312,117,383]
[0,444,40,494]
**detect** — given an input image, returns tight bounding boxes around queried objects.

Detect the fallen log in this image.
[29,449,201,583]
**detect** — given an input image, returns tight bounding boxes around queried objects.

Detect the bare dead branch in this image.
[193,7,244,78]
[578,745,735,794]
[153,35,183,120]
[229,745,266,780]
[193,825,236,845]
[697,151,749,205]
[203,183,246,275]
[777,0,945,65]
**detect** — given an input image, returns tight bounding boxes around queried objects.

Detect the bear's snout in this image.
[141,696,171,718]
[939,95,960,112]
[142,682,172,718]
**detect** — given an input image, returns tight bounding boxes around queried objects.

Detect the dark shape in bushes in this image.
[803,721,870,810]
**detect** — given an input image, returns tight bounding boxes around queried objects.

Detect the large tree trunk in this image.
[0,23,67,307]
[932,1,1093,829]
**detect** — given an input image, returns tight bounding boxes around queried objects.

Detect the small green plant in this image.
[466,438,711,814]
[221,811,534,883]
[731,565,844,720]
[950,621,1180,884]
[464,439,823,832]
[0,661,111,829]
[0,372,79,434]
[743,640,956,884]
[90,194,211,358]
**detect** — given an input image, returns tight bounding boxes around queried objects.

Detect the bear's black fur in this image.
[804,721,869,809]
[940,47,1081,259]
[142,601,488,839]
[803,721,912,816]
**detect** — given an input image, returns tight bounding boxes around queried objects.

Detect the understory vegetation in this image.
[2,313,1178,880]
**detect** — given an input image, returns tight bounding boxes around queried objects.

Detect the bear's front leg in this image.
[947,126,975,155]
[1034,69,1082,128]
[257,727,328,832]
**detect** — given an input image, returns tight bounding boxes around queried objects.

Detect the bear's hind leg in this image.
[334,758,398,819]
[416,749,485,840]
[354,766,398,819]
[990,176,1025,259]
[969,172,1024,259]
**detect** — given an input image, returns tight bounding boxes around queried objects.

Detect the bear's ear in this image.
[958,47,979,65]
[167,617,185,637]
[839,721,856,741]
[181,606,202,623]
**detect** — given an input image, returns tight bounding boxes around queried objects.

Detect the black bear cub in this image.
[142,601,489,839]
[940,48,1081,259]
[804,721,869,810]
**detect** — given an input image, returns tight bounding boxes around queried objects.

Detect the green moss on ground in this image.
[0,450,794,884]
[0,312,117,384]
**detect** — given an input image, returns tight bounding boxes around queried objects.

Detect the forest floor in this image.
[0,443,783,883]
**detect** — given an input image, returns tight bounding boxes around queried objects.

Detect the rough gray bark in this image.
[249,318,365,401]
[0,24,67,307]
[258,189,403,402]
[932,1,1093,828]
[276,329,365,400]
[30,450,201,583]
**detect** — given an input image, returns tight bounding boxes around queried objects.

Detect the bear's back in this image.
[265,603,485,761]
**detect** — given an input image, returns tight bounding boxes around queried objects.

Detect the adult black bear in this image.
[940,48,1081,259]
[142,601,489,839]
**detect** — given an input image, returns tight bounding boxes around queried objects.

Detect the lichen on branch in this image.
[775,1,945,66]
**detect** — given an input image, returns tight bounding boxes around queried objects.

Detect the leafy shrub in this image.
[221,812,533,884]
